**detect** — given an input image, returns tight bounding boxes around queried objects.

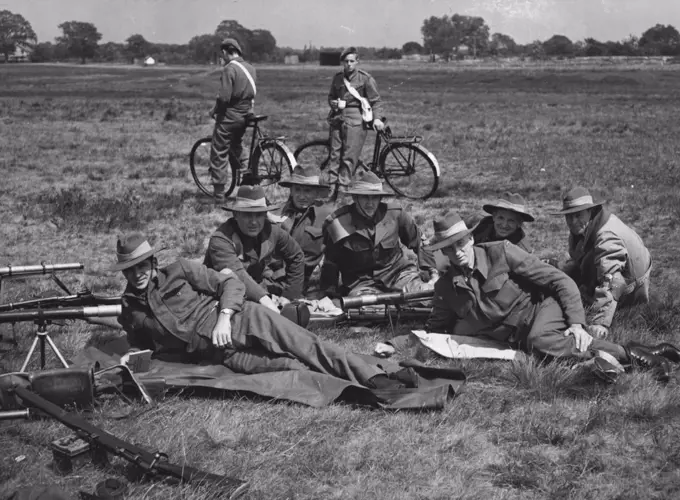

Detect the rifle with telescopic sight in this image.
[0,263,84,278]
[6,386,250,499]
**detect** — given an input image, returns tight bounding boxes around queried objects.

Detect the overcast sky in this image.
[2,0,678,48]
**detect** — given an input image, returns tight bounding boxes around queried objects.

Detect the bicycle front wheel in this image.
[379,143,440,200]
[189,137,236,197]
[251,141,295,205]
[293,139,332,171]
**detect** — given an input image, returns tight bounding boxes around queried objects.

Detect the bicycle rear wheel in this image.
[379,143,440,200]
[251,141,295,205]
[293,139,332,171]
[189,137,236,197]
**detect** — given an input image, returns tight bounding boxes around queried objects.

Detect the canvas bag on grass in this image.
[230,60,256,111]
[343,77,373,124]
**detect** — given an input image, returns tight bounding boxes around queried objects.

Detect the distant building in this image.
[144,56,156,66]
[284,54,299,65]
[6,46,31,63]
[319,51,341,66]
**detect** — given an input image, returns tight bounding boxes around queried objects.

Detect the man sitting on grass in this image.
[424,210,678,382]
[550,186,652,339]
[204,185,305,312]
[113,232,419,390]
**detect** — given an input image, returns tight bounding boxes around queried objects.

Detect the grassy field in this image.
[1,61,680,499]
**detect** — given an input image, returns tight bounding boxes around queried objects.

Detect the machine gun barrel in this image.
[0,263,84,278]
[0,293,122,312]
[341,289,434,310]
[0,305,121,324]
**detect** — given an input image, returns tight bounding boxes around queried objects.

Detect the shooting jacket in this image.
[214,57,256,121]
[427,241,585,341]
[561,207,651,327]
[472,216,532,253]
[276,199,335,285]
[328,69,382,127]
[320,201,435,294]
[119,259,244,357]
[204,218,305,300]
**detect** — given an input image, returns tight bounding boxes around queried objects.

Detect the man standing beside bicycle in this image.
[210,38,256,205]
[327,47,385,193]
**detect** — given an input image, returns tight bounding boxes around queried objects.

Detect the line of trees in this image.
[2,8,680,65]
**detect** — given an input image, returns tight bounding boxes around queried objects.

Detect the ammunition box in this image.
[51,435,108,473]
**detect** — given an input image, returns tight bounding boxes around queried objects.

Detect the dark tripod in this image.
[19,314,69,372]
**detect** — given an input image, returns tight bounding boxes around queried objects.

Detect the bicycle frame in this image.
[368,121,423,173]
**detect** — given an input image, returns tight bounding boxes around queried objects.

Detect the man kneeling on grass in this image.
[424,211,679,382]
[113,232,418,390]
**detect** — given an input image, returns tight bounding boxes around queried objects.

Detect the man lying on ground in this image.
[550,186,652,339]
[113,232,418,390]
[204,185,305,311]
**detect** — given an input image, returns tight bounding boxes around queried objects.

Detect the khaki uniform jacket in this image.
[427,241,586,340]
[563,207,652,327]
[328,69,382,126]
[215,57,256,120]
[278,200,335,281]
[119,259,245,356]
[204,218,305,300]
[320,201,435,293]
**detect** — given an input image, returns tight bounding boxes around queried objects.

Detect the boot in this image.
[213,183,225,205]
[624,345,672,383]
[627,341,680,363]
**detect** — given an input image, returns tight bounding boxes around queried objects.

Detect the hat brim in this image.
[221,202,283,213]
[426,228,473,251]
[483,204,535,222]
[549,201,604,215]
[343,188,395,197]
[110,248,155,272]
[278,180,330,189]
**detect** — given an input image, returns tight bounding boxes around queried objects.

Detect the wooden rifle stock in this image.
[11,386,249,498]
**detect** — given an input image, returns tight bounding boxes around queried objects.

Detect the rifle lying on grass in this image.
[8,385,250,499]
[309,289,434,327]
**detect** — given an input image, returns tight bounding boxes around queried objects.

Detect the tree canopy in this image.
[57,21,102,63]
[0,10,36,61]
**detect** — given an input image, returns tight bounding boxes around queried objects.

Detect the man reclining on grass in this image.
[111,232,418,391]
[395,211,678,383]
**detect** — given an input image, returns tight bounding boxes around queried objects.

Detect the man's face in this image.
[492,209,523,238]
[565,209,592,236]
[342,53,358,76]
[290,185,325,210]
[122,258,154,290]
[442,235,475,269]
[234,210,267,237]
[354,195,382,218]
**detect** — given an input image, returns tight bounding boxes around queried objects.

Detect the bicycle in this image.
[292,118,440,200]
[189,114,296,205]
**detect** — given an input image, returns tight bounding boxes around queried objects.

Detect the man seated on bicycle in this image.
[204,185,305,311]
[273,165,335,297]
[320,170,438,299]
[327,47,385,192]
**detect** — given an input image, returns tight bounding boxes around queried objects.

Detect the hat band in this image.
[564,195,593,208]
[435,220,468,240]
[290,174,321,184]
[232,196,268,208]
[351,181,384,192]
[498,201,527,212]
[117,240,153,264]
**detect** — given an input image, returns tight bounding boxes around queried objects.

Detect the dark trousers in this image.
[227,302,383,384]
[329,122,368,187]
[523,297,626,361]
[210,117,247,186]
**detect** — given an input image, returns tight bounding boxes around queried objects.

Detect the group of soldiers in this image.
[105,39,678,389]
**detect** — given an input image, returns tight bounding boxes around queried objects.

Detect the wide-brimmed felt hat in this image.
[344,170,394,197]
[426,211,474,251]
[110,233,155,272]
[220,37,242,55]
[483,192,535,222]
[222,185,282,212]
[278,165,330,189]
[550,186,605,215]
